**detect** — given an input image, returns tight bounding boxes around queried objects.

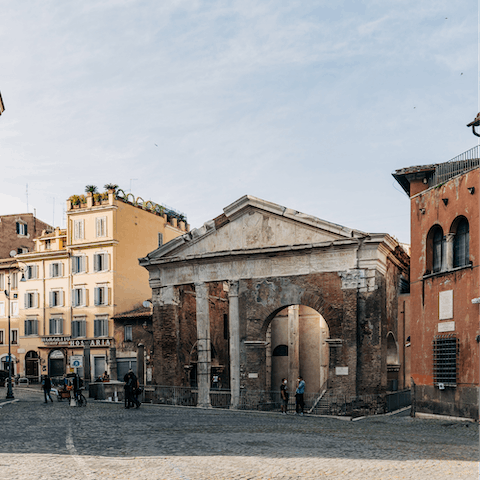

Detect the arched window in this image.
[453,217,469,268]
[272,345,288,356]
[432,226,444,273]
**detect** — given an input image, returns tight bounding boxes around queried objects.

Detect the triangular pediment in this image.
[141,196,367,263]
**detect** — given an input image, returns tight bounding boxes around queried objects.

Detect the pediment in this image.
[142,195,366,262]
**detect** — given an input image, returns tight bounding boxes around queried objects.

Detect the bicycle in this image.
[74,388,87,407]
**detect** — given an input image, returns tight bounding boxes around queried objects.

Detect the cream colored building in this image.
[16,189,187,382]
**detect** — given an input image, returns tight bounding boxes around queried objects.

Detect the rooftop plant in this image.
[85,185,98,193]
[104,183,119,191]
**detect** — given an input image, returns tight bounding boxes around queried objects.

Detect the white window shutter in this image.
[83,288,88,306]
[24,293,28,308]
[72,289,76,307]
[35,265,38,279]
[49,264,52,278]
[81,220,84,239]
[60,290,64,307]
[83,256,87,273]
[94,287,99,306]
[49,291,53,308]
[34,292,38,308]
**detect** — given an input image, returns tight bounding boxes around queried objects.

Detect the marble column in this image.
[195,282,211,408]
[288,305,300,389]
[445,233,455,270]
[228,281,240,409]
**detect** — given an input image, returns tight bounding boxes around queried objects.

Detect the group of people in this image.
[123,369,141,409]
[280,376,305,415]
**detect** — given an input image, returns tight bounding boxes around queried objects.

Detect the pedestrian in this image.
[124,370,133,409]
[295,376,305,415]
[280,378,289,414]
[128,371,141,409]
[42,374,53,403]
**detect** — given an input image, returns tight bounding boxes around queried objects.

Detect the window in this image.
[74,219,84,240]
[49,317,63,335]
[49,289,64,307]
[72,317,86,338]
[24,291,38,309]
[94,252,108,272]
[124,325,133,342]
[96,216,107,237]
[427,225,444,274]
[0,302,4,317]
[94,316,108,337]
[72,288,87,307]
[0,273,4,290]
[11,329,18,344]
[273,345,289,356]
[25,265,38,280]
[0,330,3,344]
[158,233,163,247]
[50,262,62,278]
[453,217,469,268]
[10,301,18,317]
[45,239,51,250]
[11,273,18,290]
[94,285,109,306]
[16,222,27,236]
[223,314,229,340]
[72,256,86,274]
[17,247,28,254]
[433,335,458,387]
[25,318,38,336]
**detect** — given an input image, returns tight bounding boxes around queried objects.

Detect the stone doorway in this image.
[25,350,39,382]
[267,305,329,395]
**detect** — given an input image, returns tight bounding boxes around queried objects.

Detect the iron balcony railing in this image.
[430,145,480,187]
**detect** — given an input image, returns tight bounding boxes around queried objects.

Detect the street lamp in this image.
[4,255,26,400]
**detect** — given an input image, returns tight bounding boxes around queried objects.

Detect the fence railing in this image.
[141,385,411,417]
[431,145,480,187]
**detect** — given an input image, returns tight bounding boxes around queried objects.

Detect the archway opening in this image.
[48,349,65,379]
[386,332,400,391]
[267,305,329,395]
[25,350,40,382]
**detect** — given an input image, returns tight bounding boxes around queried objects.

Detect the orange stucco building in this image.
[394,148,480,419]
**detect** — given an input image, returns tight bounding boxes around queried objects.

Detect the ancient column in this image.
[137,344,145,385]
[288,305,300,389]
[228,281,240,409]
[109,346,117,381]
[445,233,455,270]
[195,282,211,408]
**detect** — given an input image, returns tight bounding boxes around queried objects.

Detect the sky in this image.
[0,0,478,244]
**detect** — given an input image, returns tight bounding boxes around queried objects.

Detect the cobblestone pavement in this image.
[0,387,478,479]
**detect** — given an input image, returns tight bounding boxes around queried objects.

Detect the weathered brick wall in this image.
[0,214,52,258]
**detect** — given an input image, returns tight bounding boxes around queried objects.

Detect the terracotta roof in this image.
[112,305,152,320]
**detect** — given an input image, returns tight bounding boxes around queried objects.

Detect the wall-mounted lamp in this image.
[442,198,448,206]
[468,187,475,194]
[467,112,480,137]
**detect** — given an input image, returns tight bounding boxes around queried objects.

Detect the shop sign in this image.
[42,337,112,347]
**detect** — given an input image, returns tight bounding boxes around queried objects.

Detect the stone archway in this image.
[25,350,39,381]
[267,305,329,395]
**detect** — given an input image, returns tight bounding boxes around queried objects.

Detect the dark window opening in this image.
[432,228,444,273]
[433,335,458,387]
[223,314,229,340]
[272,344,288,356]
[453,218,469,268]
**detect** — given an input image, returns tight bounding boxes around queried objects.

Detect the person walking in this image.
[295,376,305,415]
[124,370,133,409]
[42,375,53,403]
[128,371,141,409]
[280,378,289,414]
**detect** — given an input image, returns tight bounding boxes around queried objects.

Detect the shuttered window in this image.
[453,218,469,268]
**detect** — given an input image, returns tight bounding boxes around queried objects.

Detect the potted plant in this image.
[85,185,98,196]
[104,183,118,193]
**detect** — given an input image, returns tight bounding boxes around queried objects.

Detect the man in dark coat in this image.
[42,375,53,403]
[127,371,141,409]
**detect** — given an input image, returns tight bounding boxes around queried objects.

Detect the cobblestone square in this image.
[0,388,478,479]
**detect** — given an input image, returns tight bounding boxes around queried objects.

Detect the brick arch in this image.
[240,276,343,340]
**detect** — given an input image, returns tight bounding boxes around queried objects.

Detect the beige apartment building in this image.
[14,189,187,383]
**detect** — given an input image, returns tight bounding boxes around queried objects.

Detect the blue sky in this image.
[0,0,478,243]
